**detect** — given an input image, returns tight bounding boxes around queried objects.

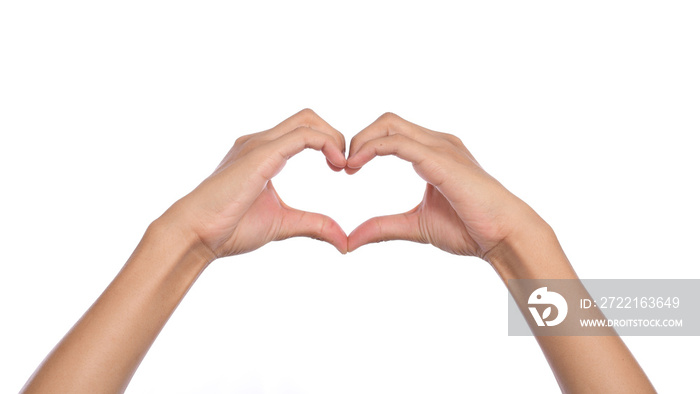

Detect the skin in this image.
[345,113,656,393]
[21,109,655,393]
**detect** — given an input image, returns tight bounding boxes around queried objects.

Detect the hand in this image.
[346,113,544,259]
[160,109,349,258]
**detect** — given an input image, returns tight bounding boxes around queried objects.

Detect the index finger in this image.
[269,108,346,154]
[252,126,347,181]
[345,133,450,189]
[347,112,446,159]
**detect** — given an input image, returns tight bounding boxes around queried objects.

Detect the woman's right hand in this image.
[159,108,349,260]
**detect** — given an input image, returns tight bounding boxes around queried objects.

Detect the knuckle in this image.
[234,134,251,147]
[379,112,400,123]
[317,215,329,235]
[446,133,465,148]
[296,108,318,125]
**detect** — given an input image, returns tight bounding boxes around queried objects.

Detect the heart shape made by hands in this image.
[273,149,426,236]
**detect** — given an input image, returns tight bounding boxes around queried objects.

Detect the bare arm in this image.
[20,222,211,393]
[21,109,348,393]
[345,112,655,393]
[488,223,654,393]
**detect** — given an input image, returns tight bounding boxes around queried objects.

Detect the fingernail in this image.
[328,158,346,168]
[345,158,360,169]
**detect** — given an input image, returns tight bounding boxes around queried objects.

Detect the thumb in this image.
[277,208,348,254]
[347,210,423,252]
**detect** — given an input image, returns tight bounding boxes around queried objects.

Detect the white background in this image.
[1,1,699,393]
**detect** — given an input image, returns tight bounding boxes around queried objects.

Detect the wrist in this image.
[146,213,217,272]
[485,215,577,281]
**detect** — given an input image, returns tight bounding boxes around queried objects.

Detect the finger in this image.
[278,208,348,254]
[344,166,361,175]
[347,133,425,167]
[346,134,454,189]
[347,211,423,252]
[326,158,344,172]
[346,133,448,186]
[347,112,446,159]
[273,126,346,167]
[268,108,346,154]
[256,126,347,180]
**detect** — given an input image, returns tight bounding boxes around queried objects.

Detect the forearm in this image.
[487,215,655,393]
[22,219,213,393]
[20,109,347,393]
